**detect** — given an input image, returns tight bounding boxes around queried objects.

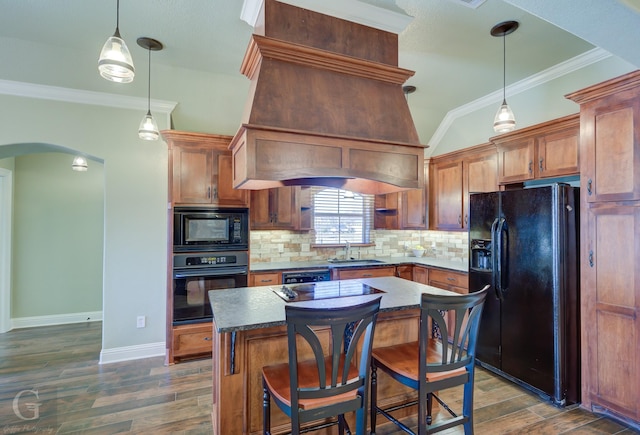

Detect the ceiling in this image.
[0,0,638,154]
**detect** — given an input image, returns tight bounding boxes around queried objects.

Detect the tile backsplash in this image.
[250,230,469,264]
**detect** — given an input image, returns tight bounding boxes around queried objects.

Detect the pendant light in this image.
[98,0,135,83]
[491,20,519,133]
[137,37,163,141]
[72,156,88,172]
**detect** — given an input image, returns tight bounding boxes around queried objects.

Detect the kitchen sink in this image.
[327,259,385,264]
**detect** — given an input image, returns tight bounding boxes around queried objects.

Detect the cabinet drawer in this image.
[173,323,213,357]
[428,269,468,292]
[336,266,396,280]
[250,272,281,286]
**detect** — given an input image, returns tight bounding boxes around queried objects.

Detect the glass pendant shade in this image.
[493,99,516,133]
[72,156,88,171]
[98,31,135,83]
[139,111,159,140]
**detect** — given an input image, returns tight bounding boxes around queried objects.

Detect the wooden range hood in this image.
[229,0,426,195]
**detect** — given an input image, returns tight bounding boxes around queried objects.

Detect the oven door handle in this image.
[173,266,248,278]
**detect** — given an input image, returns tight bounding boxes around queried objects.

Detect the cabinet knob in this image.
[528,160,533,174]
[589,250,594,268]
[207,187,211,199]
[539,157,544,172]
[458,215,462,225]
[204,337,212,341]
[587,178,593,196]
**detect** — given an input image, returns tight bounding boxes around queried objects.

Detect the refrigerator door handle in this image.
[490,217,502,300]
[497,217,509,295]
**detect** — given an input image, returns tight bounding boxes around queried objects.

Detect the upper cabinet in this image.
[374,162,427,230]
[250,186,300,230]
[491,114,580,185]
[430,144,498,231]
[162,130,249,208]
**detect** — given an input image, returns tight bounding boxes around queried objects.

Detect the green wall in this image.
[11,152,103,318]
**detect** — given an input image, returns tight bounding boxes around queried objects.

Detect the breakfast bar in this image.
[208,276,457,434]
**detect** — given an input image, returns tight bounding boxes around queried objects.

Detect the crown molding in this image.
[427,47,612,153]
[0,79,177,114]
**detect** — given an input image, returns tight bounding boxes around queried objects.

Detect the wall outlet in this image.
[136,315,146,328]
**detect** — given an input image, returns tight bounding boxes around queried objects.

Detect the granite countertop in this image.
[209,276,458,333]
[250,256,468,273]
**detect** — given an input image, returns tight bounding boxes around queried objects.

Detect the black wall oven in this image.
[172,251,248,325]
[173,207,249,252]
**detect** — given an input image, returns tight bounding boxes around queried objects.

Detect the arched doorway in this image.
[0,143,104,332]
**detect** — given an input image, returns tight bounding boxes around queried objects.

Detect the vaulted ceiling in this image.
[0,0,638,154]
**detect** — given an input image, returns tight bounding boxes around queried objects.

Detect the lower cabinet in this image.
[428,268,468,294]
[413,265,429,284]
[396,264,414,280]
[427,268,469,343]
[333,266,396,280]
[250,272,281,286]
[172,323,213,360]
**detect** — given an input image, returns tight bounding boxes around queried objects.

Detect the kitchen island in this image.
[208,276,457,434]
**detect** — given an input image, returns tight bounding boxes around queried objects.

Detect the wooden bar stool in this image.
[370,286,489,434]
[262,296,382,435]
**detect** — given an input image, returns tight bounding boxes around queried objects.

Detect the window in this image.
[312,188,374,245]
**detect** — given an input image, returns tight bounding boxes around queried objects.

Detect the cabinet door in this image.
[497,138,535,184]
[413,265,429,284]
[582,91,640,202]
[537,126,579,179]
[217,154,249,207]
[581,204,640,420]
[463,151,497,229]
[432,160,464,230]
[396,264,413,280]
[250,187,299,230]
[173,146,214,204]
[271,186,298,229]
[250,189,272,229]
[401,188,426,229]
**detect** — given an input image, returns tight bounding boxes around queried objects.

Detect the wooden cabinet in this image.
[492,114,579,185]
[430,143,497,230]
[375,162,427,230]
[250,186,299,230]
[566,71,640,425]
[395,264,414,280]
[333,266,396,281]
[163,130,249,207]
[428,268,468,294]
[172,323,213,360]
[250,272,281,286]
[413,265,429,284]
[427,268,468,343]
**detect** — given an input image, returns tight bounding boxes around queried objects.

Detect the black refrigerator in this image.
[468,184,580,406]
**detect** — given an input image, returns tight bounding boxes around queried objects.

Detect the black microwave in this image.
[173,208,249,251]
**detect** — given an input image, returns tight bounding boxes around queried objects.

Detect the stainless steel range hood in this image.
[229,0,426,195]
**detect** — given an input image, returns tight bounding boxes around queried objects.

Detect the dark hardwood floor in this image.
[0,322,635,434]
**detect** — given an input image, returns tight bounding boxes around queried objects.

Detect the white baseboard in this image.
[11,311,103,329]
[99,342,166,364]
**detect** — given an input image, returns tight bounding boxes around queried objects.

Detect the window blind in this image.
[311,187,374,244]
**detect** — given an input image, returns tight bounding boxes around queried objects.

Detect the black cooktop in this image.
[272,281,385,302]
